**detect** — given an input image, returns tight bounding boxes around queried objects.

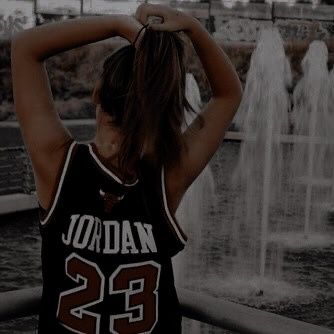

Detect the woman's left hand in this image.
[135,3,194,33]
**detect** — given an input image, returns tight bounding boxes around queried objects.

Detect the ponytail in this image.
[120,29,198,174]
[97,30,201,177]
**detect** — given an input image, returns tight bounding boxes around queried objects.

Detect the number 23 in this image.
[57,253,161,334]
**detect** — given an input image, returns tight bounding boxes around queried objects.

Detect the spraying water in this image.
[173,73,217,333]
[231,27,291,293]
[290,41,333,239]
[330,68,334,209]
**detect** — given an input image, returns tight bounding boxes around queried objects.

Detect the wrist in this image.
[113,15,140,43]
[184,17,210,46]
[113,14,130,38]
[183,16,203,35]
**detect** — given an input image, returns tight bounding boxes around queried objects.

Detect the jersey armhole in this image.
[160,165,188,245]
[39,140,77,226]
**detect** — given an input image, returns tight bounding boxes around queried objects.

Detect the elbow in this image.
[11,31,27,61]
[11,30,26,52]
[234,85,243,109]
[231,89,243,118]
[222,85,243,112]
[11,31,41,62]
[11,34,19,57]
[231,78,244,106]
[11,34,21,67]
[213,80,243,109]
[211,85,243,117]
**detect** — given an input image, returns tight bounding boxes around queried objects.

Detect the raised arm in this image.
[11,15,142,211]
[136,4,243,214]
[180,15,243,185]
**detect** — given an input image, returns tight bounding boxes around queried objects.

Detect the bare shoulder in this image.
[11,34,74,211]
[35,138,75,211]
[163,95,241,216]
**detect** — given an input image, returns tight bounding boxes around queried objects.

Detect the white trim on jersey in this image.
[87,144,139,187]
[40,141,77,226]
[161,166,187,245]
[109,261,161,334]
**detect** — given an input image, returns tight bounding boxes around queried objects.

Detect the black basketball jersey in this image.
[37,140,187,334]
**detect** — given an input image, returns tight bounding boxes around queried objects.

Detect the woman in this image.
[11,3,242,333]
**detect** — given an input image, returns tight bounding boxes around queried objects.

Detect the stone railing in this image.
[2,1,334,42]
[1,287,334,334]
[0,120,96,196]
[0,147,34,196]
[210,2,334,43]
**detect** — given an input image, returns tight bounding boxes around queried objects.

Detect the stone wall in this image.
[209,2,334,95]
[211,2,334,43]
[1,1,334,117]
[0,147,34,195]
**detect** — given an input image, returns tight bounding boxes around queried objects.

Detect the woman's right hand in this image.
[135,3,197,33]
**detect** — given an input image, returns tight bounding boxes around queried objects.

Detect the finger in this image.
[148,23,169,32]
[135,4,145,23]
[148,23,162,31]
[137,4,167,25]
[135,3,150,25]
[134,7,140,22]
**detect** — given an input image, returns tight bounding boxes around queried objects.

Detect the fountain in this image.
[170,35,334,334]
[272,40,334,249]
[291,40,331,235]
[329,67,334,220]
[229,27,291,293]
[174,27,328,308]
[170,28,334,334]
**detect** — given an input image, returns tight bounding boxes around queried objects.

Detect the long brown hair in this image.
[95,29,202,176]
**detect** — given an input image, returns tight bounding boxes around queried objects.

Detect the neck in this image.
[93,118,138,179]
[93,132,120,163]
[93,109,122,154]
